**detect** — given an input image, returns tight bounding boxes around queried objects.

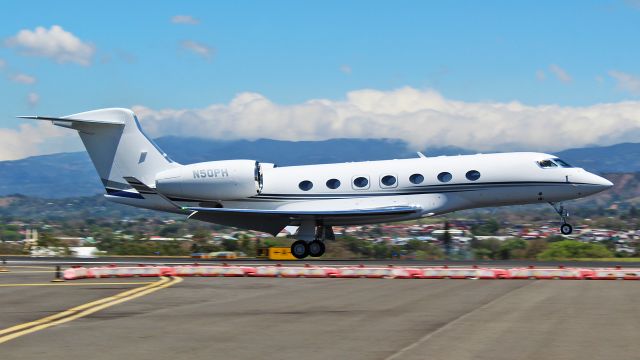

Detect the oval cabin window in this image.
[326,178,341,189]
[437,172,452,183]
[353,177,369,188]
[409,173,424,184]
[298,180,313,191]
[381,175,397,187]
[466,170,481,181]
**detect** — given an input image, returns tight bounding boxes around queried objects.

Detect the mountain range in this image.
[1,137,639,198]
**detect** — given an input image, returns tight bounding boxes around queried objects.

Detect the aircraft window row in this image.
[299,170,483,191]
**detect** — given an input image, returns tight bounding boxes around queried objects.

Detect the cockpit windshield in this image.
[552,158,573,168]
[537,158,573,169]
[537,159,558,168]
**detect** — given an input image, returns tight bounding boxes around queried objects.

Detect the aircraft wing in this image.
[184,205,423,236]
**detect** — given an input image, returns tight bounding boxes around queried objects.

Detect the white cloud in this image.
[549,64,572,83]
[10,73,37,84]
[0,122,69,160]
[609,70,640,95]
[5,25,95,66]
[27,92,39,107]
[535,70,546,81]
[171,15,200,25]
[340,65,352,75]
[180,40,214,60]
[132,87,640,153]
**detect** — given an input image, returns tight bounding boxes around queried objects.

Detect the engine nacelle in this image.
[155,160,261,201]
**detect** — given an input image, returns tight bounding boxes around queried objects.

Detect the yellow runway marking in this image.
[3,266,55,270]
[0,282,156,287]
[0,276,182,344]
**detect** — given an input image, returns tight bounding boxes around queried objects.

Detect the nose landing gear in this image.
[549,202,573,235]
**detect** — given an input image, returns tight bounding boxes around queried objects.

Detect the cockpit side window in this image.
[537,159,558,168]
[552,158,573,168]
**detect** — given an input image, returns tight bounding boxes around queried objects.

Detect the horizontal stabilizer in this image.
[17,115,124,125]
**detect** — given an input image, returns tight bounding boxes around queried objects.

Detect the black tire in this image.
[560,223,573,235]
[291,240,309,259]
[308,240,326,257]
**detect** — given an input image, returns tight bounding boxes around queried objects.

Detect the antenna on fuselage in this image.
[417,151,427,158]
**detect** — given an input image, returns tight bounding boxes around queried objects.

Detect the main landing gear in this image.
[549,202,573,235]
[290,224,334,259]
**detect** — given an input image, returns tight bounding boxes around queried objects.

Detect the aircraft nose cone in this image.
[587,173,613,192]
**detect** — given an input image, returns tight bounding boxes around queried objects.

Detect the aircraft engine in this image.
[155,160,262,201]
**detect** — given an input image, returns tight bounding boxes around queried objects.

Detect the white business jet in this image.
[21,108,613,259]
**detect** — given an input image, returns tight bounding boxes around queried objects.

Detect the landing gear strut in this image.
[549,202,572,235]
[290,223,333,259]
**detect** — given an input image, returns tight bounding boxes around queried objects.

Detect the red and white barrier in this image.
[416,267,503,279]
[63,266,92,280]
[584,268,640,280]
[58,264,640,281]
[278,266,340,278]
[506,267,584,280]
[334,266,422,279]
[172,265,255,277]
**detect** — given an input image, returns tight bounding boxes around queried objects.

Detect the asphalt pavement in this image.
[1,265,639,360]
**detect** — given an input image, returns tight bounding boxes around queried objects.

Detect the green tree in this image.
[499,238,527,260]
[471,219,500,236]
[537,240,613,260]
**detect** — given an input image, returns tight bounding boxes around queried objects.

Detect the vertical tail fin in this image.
[20,108,180,210]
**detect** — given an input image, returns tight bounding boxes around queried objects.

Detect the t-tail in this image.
[19,108,181,212]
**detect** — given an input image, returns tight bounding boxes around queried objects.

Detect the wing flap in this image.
[183,205,422,217]
[184,205,422,236]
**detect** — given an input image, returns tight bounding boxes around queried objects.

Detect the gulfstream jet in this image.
[21,108,613,259]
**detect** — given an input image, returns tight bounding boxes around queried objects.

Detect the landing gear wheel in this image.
[560,223,573,235]
[308,240,326,257]
[291,240,309,259]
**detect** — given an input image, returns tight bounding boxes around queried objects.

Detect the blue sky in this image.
[1,0,640,159]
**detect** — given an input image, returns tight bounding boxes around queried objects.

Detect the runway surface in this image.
[4,255,640,268]
[1,265,639,360]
